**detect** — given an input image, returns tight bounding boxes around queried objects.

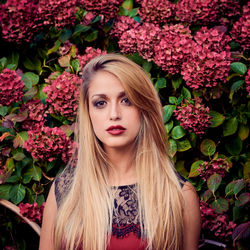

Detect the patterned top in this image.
[54,166,186,240]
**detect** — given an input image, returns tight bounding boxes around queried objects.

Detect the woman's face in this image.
[88,70,141,152]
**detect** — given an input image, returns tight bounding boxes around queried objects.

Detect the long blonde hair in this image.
[54,54,184,250]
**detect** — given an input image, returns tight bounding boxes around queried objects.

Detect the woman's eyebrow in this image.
[91,91,126,99]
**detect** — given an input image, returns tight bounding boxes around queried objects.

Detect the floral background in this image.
[0,0,249,249]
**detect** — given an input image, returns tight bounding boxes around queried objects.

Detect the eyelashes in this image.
[92,97,131,108]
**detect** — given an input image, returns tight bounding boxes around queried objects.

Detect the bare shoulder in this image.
[39,182,57,250]
[182,181,201,250]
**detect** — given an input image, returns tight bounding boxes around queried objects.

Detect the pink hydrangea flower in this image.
[173,98,211,135]
[176,0,219,25]
[24,126,75,163]
[153,24,194,74]
[198,158,230,181]
[245,69,250,96]
[18,202,45,224]
[138,0,175,25]
[0,69,24,106]
[218,0,241,18]
[200,201,236,240]
[230,3,250,51]
[110,16,140,39]
[20,99,48,131]
[43,72,81,120]
[77,47,107,70]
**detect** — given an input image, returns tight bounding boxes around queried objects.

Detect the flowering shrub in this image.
[78,0,123,21]
[138,0,175,25]
[77,47,107,70]
[24,126,75,163]
[218,0,241,18]
[173,98,211,135]
[20,99,47,131]
[0,68,24,106]
[200,201,236,240]
[43,72,81,120]
[230,3,250,50]
[153,24,194,74]
[18,202,45,224]
[110,16,140,39]
[198,158,230,181]
[246,70,250,96]
[176,0,219,25]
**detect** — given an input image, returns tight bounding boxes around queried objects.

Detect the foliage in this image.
[0,0,249,249]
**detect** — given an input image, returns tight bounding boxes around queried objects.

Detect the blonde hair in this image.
[54,54,184,250]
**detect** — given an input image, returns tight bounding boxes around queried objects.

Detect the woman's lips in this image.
[106,125,126,135]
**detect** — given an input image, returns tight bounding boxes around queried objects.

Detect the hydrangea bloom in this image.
[218,0,241,18]
[138,0,175,25]
[20,99,48,131]
[110,16,140,39]
[43,72,81,120]
[78,0,123,21]
[0,69,24,106]
[181,45,230,89]
[24,126,75,163]
[200,201,236,240]
[77,47,107,70]
[230,3,250,50]
[173,98,211,135]
[198,158,230,181]
[18,202,45,224]
[245,69,250,96]
[153,24,194,74]
[176,0,219,25]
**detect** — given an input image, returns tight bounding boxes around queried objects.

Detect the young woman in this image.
[39,54,201,250]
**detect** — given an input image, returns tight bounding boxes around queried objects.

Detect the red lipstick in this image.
[106,125,126,135]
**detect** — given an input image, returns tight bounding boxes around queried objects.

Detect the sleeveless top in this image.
[54,166,186,250]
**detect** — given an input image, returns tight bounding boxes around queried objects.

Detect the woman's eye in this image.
[121,97,131,105]
[94,100,106,108]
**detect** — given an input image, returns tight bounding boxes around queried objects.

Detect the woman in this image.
[39,54,201,250]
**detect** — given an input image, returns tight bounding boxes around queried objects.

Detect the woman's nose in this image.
[109,103,121,120]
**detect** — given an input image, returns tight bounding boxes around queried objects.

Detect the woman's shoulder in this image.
[54,165,75,207]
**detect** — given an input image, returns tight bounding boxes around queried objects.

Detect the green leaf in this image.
[175,160,189,178]
[233,206,242,221]
[142,61,152,73]
[209,111,225,127]
[202,189,212,202]
[13,152,25,161]
[176,139,191,152]
[73,24,91,37]
[0,57,7,70]
[233,179,245,196]
[84,30,98,42]
[24,164,42,182]
[235,192,250,207]
[230,62,247,75]
[7,51,19,70]
[10,184,26,205]
[121,0,133,10]
[13,131,29,148]
[200,139,216,156]
[169,96,178,105]
[163,105,176,123]
[155,78,166,91]
[171,126,186,139]
[127,8,138,17]
[47,40,61,55]
[90,15,101,24]
[6,64,17,70]
[169,139,177,157]
[189,160,204,178]
[165,120,173,134]
[6,158,15,170]
[0,184,12,200]
[0,106,8,116]
[207,173,221,193]
[243,160,250,180]
[35,84,48,102]
[23,57,42,74]
[223,117,238,136]
[171,77,182,91]
[22,86,38,102]
[21,72,39,88]
[211,198,229,214]
[225,136,242,156]
[59,28,72,42]
[238,124,249,141]
[231,80,244,92]
[181,86,191,99]
[225,181,235,196]
[58,54,71,67]
[71,59,80,73]
[232,221,250,241]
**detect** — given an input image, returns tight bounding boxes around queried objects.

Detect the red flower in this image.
[245,69,250,96]
[43,72,81,120]
[0,69,24,106]
[24,126,75,163]
[174,98,211,135]
[18,202,45,224]
[198,158,230,181]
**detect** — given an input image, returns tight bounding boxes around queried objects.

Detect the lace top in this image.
[54,166,186,241]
